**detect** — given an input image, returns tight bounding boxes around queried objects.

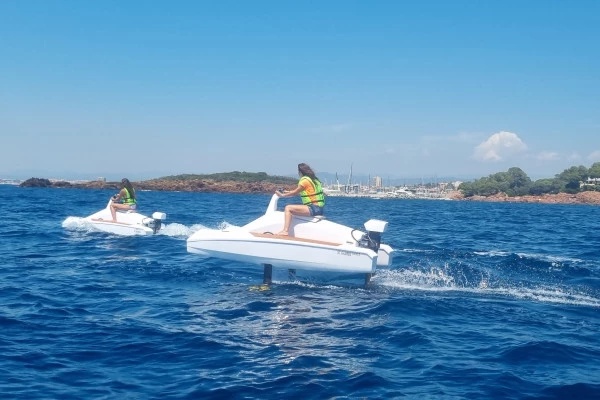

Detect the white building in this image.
[373,176,383,188]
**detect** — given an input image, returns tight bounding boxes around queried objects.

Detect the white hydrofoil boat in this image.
[186,194,395,284]
[85,198,167,236]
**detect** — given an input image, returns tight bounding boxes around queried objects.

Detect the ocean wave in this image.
[474,250,583,264]
[373,269,600,308]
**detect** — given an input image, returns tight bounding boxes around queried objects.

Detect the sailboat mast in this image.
[347,163,353,193]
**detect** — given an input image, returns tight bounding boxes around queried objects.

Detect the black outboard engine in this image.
[143,212,167,234]
[357,219,388,252]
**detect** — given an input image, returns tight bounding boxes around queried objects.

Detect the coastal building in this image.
[582,177,600,187]
[0,178,22,185]
[373,176,383,188]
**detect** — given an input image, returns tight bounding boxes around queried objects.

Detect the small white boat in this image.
[85,198,167,236]
[186,194,395,284]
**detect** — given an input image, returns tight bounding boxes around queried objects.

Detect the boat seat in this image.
[313,215,326,221]
[116,209,138,214]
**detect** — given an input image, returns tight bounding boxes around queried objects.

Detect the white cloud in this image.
[473,131,527,162]
[587,150,600,161]
[536,151,560,161]
[568,152,582,161]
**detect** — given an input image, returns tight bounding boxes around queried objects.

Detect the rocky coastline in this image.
[19,178,600,205]
[448,190,600,205]
[19,177,297,194]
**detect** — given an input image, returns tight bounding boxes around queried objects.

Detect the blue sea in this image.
[1,184,599,399]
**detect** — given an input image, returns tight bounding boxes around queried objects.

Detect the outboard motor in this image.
[143,212,167,234]
[358,219,388,252]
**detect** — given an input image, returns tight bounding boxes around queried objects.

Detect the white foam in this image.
[373,268,600,308]
[515,252,583,264]
[62,216,215,238]
[401,248,435,253]
[474,250,511,257]
[62,216,96,233]
[472,250,582,264]
[375,267,457,290]
[157,223,198,238]
[157,221,244,238]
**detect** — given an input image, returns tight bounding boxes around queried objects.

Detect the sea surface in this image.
[1,184,599,399]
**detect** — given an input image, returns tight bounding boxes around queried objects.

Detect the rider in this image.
[276,163,325,236]
[110,178,137,222]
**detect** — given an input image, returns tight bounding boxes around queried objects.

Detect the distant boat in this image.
[323,187,345,196]
[392,187,415,198]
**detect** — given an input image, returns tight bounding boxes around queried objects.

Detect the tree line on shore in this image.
[154,172,296,185]
[19,172,298,191]
[458,163,600,197]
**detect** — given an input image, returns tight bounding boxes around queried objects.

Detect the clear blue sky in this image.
[1,0,598,181]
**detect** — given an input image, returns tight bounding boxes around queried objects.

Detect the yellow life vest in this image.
[299,176,325,207]
[122,188,137,205]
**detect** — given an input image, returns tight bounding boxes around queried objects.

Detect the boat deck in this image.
[251,232,342,247]
[91,218,131,225]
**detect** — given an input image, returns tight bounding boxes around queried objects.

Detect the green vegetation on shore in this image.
[459,163,600,197]
[19,171,298,194]
[152,171,297,184]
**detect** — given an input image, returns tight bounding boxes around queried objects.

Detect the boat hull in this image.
[87,219,155,236]
[187,230,378,273]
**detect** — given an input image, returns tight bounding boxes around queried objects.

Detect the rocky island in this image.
[19,173,299,195]
[449,190,600,205]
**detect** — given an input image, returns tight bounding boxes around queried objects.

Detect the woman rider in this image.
[110,178,137,222]
[276,163,325,236]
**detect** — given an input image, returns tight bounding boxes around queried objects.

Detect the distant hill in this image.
[19,172,299,194]
[151,172,297,184]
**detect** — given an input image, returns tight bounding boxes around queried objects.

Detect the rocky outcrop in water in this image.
[20,178,53,187]
[450,191,600,205]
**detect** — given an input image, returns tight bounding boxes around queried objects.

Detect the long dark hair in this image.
[121,178,136,199]
[298,163,320,183]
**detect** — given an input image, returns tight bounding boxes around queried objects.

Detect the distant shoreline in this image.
[450,191,600,206]
[18,177,297,195]
[16,177,600,206]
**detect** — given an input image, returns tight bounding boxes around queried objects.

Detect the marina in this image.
[322,182,459,200]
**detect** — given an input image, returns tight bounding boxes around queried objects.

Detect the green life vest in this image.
[122,188,137,205]
[299,176,325,207]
